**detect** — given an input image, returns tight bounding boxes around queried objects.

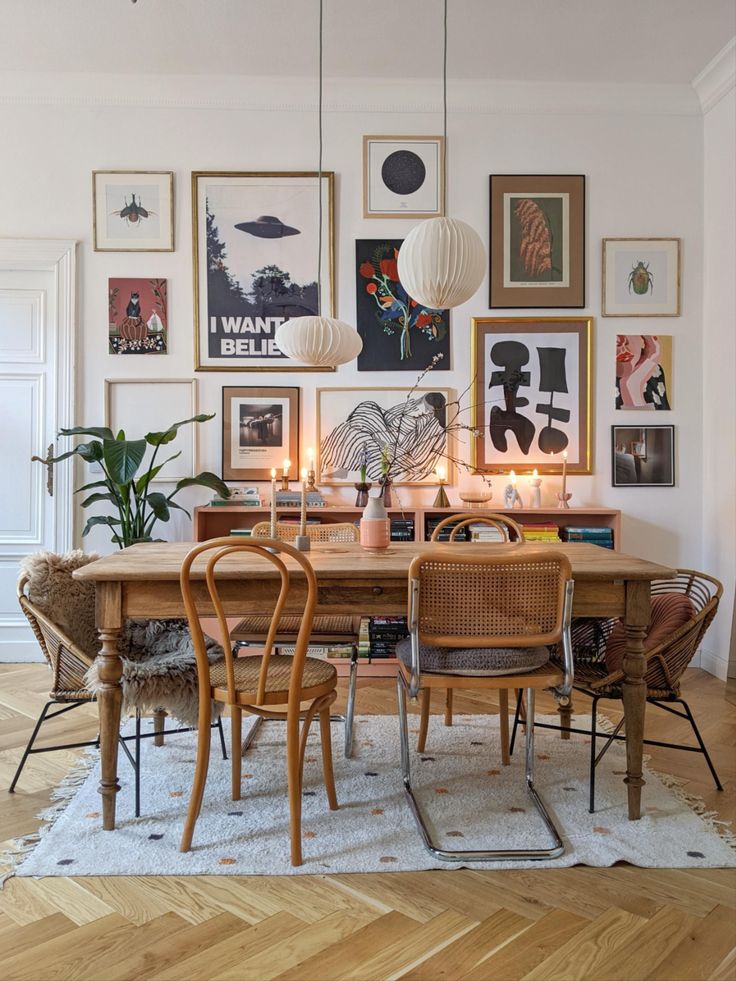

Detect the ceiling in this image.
[1,0,733,83]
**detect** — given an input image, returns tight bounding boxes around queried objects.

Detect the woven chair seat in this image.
[396,637,550,677]
[232,614,358,644]
[209,653,336,698]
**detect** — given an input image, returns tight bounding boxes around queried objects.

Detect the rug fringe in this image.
[0,748,98,888]
[649,767,736,851]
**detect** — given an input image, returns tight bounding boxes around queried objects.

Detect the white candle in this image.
[283,458,291,479]
[299,467,308,537]
[436,463,447,482]
[270,467,277,538]
[532,468,538,479]
[307,447,315,470]
[510,470,517,486]
[561,451,568,498]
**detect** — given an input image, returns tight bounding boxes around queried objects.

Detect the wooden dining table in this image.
[74,539,676,832]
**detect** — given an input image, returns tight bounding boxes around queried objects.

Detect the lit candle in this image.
[529,468,542,509]
[307,447,315,470]
[270,467,277,538]
[283,458,291,478]
[561,451,568,498]
[299,467,308,537]
[532,468,538,479]
[436,463,447,482]
[510,470,517,487]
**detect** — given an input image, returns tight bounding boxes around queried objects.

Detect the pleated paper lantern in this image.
[275,315,363,367]
[397,217,486,310]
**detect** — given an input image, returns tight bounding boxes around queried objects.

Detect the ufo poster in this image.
[193,172,335,371]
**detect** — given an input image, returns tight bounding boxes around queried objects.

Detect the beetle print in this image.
[113,193,155,227]
[628,260,654,296]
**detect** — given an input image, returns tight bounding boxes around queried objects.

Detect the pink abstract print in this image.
[615,335,671,410]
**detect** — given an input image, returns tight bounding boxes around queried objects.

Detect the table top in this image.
[74,541,676,584]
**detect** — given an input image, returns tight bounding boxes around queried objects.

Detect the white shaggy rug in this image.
[15,714,735,876]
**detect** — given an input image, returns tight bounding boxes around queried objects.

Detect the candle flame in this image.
[510,470,517,484]
[533,468,538,478]
[562,451,568,460]
[436,464,447,481]
[270,467,277,478]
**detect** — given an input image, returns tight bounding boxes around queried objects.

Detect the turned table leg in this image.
[96,582,123,831]
[622,579,651,820]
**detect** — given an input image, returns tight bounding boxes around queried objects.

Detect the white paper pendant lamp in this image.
[275,315,362,367]
[397,216,485,310]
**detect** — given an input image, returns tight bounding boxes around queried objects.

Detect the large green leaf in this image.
[145,414,215,447]
[81,515,121,537]
[80,492,118,509]
[59,426,115,440]
[76,441,104,463]
[102,438,147,485]
[145,492,171,521]
[133,452,182,494]
[174,471,230,498]
[74,479,109,495]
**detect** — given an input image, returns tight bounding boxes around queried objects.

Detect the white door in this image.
[0,240,76,661]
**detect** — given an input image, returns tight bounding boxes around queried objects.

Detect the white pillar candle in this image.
[307,447,315,470]
[270,467,277,538]
[561,451,568,498]
[300,467,308,537]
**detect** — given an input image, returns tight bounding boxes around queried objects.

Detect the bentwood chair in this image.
[424,512,526,754]
[510,569,724,812]
[179,537,339,866]
[396,549,574,861]
[232,521,361,757]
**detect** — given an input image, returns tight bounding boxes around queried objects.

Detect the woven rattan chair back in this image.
[410,549,572,650]
[180,536,318,707]
[250,521,359,544]
[430,512,525,543]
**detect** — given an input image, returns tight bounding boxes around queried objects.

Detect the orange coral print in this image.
[509,195,564,283]
[514,199,552,277]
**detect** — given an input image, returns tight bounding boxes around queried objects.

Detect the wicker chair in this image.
[179,537,338,866]
[13,567,227,816]
[397,549,574,861]
[510,569,724,812]
[231,521,361,757]
[424,512,526,753]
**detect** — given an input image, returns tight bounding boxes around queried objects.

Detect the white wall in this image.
[697,42,736,680]
[1,71,718,646]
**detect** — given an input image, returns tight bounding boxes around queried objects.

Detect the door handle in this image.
[31,443,54,497]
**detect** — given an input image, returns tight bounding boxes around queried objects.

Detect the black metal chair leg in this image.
[678,699,723,791]
[509,688,524,756]
[216,715,228,760]
[134,711,141,818]
[589,696,599,813]
[9,700,53,793]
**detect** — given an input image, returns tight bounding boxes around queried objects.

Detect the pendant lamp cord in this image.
[317,0,324,313]
[442,0,447,204]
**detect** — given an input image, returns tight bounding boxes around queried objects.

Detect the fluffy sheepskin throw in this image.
[20,550,224,728]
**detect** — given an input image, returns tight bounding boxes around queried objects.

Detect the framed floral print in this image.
[489,175,585,308]
[602,238,681,316]
[93,171,174,252]
[471,317,592,474]
[192,171,335,371]
[363,136,445,219]
[222,386,300,481]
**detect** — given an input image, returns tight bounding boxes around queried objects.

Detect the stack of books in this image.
[520,522,562,543]
[211,494,262,507]
[468,522,506,542]
[368,615,409,659]
[390,518,415,542]
[425,518,470,542]
[561,526,614,549]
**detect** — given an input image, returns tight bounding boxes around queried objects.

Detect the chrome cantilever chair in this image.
[396,549,574,862]
[423,511,526,753]
[231,521,361,757]
[179,537,338,866]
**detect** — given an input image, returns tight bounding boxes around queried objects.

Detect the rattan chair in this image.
[423,512,526,753]
[510,569,723,812]
[397,549,574,861]
[231,521,361,757]
[179,537,339,866]
[13,569,227,816]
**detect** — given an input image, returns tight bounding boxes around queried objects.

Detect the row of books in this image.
[560,526,615,549]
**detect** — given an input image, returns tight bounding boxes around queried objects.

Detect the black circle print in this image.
[381,150,426,196]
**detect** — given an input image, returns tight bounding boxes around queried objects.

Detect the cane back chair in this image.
[424,512,526,751]
[231,521,361,757]
[510,569,723,812]
[397,549,574,861]
[179,537,339,866]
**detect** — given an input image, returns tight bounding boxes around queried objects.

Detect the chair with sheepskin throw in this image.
[510,568,724,812]
[13,551,227,816]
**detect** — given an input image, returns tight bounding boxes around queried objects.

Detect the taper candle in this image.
[299,467,308,537]
[561,451,568,498]
[270,467,277,538]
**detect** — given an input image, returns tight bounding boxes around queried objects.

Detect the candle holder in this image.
[529,477,542,509]
[433,480,450,508]
[504,483,523,509]
[354,481,372,507]
[280,475,290,491]
[557,492,573,509]
[379,476,393,509]
[307,469,317,492]
[294,535,311,552]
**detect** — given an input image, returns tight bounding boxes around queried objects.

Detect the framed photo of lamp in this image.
[222,386,300,481]
[471,317,592,475]
[611,425,675,487]
[192,171,335,372]
[489,175,585,308]
[602,238,681,316]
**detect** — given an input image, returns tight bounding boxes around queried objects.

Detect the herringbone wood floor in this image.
[0,663,734,981]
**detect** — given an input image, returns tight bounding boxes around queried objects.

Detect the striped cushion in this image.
[396,637,550,677]
[605,593,695,673]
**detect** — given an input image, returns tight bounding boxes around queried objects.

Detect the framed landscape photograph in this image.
[471,317,592,474]
[602,238,681,316]
[612,425,675,486]
[615,334,672,410]
[489,175,585,308]
[93,171,174,252]
[108,277,167,354]
[355,239,450,371]
[192,171,335,371]
[317,387,452,486]
[222,386,299,482]
[363,136,444,219]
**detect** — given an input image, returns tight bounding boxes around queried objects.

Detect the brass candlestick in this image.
[281,476,290,491]
[307,469,317,492]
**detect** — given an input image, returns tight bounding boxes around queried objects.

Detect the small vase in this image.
[354,481,372,507]
[379,477,393,509]
[360,494,391,550]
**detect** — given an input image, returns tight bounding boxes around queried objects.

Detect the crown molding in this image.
[0,72,701,116]
[692,38,736,113]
